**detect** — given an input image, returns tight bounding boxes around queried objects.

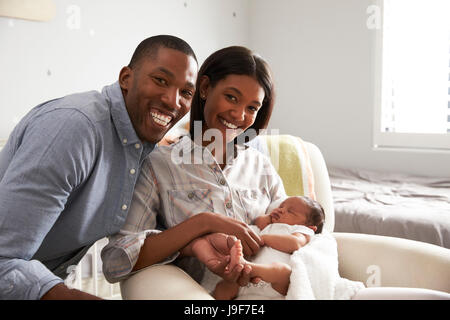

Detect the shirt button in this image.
[130,168,136,175]
[226,202,232,209]
[122,138,128,144]
[219,178,226,185]
[135,143,141,149]
[122,204,128,210]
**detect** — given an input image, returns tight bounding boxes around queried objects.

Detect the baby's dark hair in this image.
[300,196,325,234]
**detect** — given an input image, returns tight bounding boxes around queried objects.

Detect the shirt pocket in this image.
[167,188,214,225]
[237,188,271,224]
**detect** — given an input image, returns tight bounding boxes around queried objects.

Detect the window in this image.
[373,0,450,150]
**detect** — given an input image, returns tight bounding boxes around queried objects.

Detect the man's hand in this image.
[190,233,235,276]
[188,233,256,286]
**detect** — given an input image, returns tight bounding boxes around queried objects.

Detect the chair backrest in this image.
[303,141,335,232]
[248,135,335,232]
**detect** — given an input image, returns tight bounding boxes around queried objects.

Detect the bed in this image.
[330,167,450,249]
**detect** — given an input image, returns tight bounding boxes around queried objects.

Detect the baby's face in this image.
[269,197,309,226]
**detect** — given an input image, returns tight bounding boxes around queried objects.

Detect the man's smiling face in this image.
[120,47,198,144]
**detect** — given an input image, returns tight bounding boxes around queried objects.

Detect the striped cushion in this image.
[251,135,316,200]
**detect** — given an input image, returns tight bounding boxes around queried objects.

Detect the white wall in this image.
[249,0,450,178]
[2,0,449,178]
[0,0,249,140]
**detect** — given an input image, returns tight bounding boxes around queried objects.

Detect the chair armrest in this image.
[120,264,214,300]
[333,232,450,293]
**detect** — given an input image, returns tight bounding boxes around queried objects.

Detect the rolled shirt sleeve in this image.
[0,258,63,300]
[101,158,178,283]
[0,109,97,299]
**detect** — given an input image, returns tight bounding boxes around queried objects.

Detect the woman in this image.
[101,46,287,293]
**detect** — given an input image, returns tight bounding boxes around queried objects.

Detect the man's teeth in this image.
[151,112,172,126]
[220,118,238,129]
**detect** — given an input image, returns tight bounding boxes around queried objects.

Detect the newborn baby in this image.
[213,196,325,300]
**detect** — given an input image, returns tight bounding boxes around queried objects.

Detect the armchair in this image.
[120,136,450,299]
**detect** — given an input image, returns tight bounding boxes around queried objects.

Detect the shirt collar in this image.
[102,81,155,156]
[176,135,245,166]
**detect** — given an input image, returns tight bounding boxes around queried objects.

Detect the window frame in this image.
[372,0,450,151]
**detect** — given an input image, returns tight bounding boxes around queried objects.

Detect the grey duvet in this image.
[330,167,450,249]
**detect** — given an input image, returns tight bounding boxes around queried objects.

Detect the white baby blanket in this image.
[286,230,365,300]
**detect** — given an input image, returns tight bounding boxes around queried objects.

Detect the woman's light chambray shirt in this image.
[101,135,287,286]
[0,82,154,299]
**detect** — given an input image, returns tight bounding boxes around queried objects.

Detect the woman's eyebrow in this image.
[225,87,242,96]
[225,87,262,106]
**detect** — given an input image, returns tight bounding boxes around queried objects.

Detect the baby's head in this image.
[269,196,325,234]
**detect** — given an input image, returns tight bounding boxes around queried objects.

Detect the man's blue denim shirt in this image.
[0,82,155,299]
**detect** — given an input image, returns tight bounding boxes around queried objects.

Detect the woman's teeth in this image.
[220,118,238,129]
[151,112,172,127]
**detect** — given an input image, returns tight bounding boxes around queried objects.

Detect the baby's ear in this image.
[308,226,317,233]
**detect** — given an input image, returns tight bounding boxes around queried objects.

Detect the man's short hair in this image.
[128,35,197,68]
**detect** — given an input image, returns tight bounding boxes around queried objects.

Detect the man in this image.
[0,35,200,299]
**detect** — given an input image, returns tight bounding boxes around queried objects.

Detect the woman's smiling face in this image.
[200,74,265,145]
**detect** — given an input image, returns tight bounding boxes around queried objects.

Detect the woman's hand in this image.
[200,212,263,257]
[254,214,272,231]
